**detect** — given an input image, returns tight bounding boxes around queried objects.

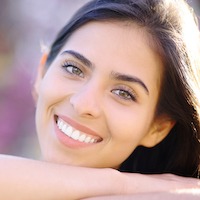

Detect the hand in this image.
[120,173,200,194]
[83,189,200,200]
[84,173,200,200]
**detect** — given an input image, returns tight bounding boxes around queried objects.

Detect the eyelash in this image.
[61,60,84,78]
[111,86,137,102]
[61,60,136,102]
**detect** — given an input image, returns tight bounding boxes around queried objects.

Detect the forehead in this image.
[59,21,164,91]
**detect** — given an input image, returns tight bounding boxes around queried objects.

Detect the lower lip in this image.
[54,120,98,148]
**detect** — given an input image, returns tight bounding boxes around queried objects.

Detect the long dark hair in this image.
[46,0,200,178]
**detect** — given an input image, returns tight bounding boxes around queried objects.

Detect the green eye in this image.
[62,61,84,78]
[67,66,84,77]
[111,89,136,101]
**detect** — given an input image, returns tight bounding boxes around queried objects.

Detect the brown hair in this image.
[46,0,200,178]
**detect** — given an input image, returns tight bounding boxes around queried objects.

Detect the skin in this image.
[1,155,199,200]
[34,21,175,168]
[85,190,200,200]
[0,21,198,200]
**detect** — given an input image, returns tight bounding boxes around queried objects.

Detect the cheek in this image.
[106,103,155,143]
[35,72,60,129]
[38,71,66,106]
[39,67,82,105]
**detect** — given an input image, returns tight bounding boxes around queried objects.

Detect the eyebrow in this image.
[111,71,149,95]
[61,50,93,69]
[61,50,149,95]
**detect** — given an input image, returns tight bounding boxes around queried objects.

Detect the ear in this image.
[139,115,176,147]
[32,53,48,103]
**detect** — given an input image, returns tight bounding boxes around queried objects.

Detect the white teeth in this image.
[61,124,67,133]
[90,138,95,143]
[71,130,80,140]
[59,121,63,130]
[85,136,91,143]
[78,134,86,142]
[57,118,99,144]
[66,126,73,137]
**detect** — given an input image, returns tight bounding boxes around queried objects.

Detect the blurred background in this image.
[0,0,89,158]
[0,0,199,159]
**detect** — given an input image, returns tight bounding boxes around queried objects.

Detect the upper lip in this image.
[56,114,102,139]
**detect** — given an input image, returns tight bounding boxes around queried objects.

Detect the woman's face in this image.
[35,21,164,168]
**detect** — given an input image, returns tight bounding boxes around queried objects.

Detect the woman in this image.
[1,0,200,199]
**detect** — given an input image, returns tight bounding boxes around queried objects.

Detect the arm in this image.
[0,155,199,200]
[84,190,200,200]
[120,173,200,194]
[0,155,122,200]
[84,174,200,200]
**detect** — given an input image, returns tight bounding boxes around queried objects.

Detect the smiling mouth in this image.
[56,117,102,144]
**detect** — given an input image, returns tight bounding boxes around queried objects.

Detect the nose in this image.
[69,83,102,118]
